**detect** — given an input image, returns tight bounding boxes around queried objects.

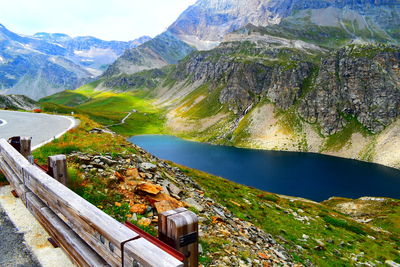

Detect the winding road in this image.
[0,110,76,149]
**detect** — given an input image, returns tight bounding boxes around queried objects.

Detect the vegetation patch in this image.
[322,116,372,152]
[175,163,400,266]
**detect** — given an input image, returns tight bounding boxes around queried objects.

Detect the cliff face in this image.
[172,41,316,114]
[299,45,400,135]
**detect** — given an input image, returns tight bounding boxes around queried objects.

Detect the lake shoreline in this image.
[129,135,400,202]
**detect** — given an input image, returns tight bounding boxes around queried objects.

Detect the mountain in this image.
[0,94,37,110]
[168,0,400,50]
[102,31,195,77]
[103,0,399,79]
[0,24,150,99]
[42,0,400,169]
[33,32,151,75]
[48,38,400,169]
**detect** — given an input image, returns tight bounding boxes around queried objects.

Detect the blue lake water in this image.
[129,135,400,202]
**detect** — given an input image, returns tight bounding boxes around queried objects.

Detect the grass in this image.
[33,115,136,164]
[29,111,400,266]
[33,115,139,221]
[173,162,400,266]
[322,116,372,152]
[40,86,167,136]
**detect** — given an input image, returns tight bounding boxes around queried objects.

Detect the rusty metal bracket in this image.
[124,221,185,262]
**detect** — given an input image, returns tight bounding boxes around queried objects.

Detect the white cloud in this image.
[0,0,197,40]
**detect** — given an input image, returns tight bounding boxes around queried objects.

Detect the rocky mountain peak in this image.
[168,0,400,50]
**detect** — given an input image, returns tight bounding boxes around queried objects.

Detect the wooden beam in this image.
[0,139,184,266]
[26,192,109,267]
[123,238,184,267]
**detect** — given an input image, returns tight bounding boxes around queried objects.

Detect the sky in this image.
[0,0,197,41]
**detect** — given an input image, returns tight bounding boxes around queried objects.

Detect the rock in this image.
[89,128,115,135]
[271,248,287,261]
[126,168,139,179]
[385,261,400,267]
[185,198,204,212]
[114,171,125,182]
[130,204,147,215]
[136,183,163,195]
[140,162,157,171]
[97,156,118,166]
[137,217,151,227]
[315,239,325,247]
[212,206,226,218]
[154,200,183,213]
[168,183,182,196]
[243,199,251,205]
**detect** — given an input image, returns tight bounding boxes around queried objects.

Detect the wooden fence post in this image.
[48,155,68,186]
[20,137,32,159]
[158,208,198,267]
[7,136,31,159]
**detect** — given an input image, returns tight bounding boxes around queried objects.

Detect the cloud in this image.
[0,0,197,40]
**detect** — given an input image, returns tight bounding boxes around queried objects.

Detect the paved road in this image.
[0,110,76,148]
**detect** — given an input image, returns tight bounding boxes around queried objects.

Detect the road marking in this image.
[0,119,8,127]
[32,116,77,150]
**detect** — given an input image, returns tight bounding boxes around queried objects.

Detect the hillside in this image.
[27,115,400,266]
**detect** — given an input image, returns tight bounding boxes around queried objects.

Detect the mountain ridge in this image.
[0,24,150,99]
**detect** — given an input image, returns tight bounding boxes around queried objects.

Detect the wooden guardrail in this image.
[0,137,190,267]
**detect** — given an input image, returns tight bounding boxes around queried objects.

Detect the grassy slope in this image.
[30,114,400,266]
[176,163,400,266]
[40,83,166,136]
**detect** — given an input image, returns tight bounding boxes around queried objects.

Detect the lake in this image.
[129,135,400,202]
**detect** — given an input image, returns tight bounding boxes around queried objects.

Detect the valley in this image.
[40,41,400,171]
[1,0,400,265]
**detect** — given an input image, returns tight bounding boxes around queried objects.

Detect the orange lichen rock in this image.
[154,200,183,213]
[115,171,125,182]
[136,183,163,195]
[126,168,139,179]
[130,204,147,214]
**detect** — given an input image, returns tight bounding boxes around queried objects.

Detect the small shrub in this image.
[322,214,366,235]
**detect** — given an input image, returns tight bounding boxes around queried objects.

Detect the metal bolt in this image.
[132,259,142,267]
[99,235,105,244]
[109,242,115,252]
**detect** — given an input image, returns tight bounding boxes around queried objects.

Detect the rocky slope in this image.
[168,0,400,50]
[0,24,149,99]
[0,94,37,110]
[30,117,400,266]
